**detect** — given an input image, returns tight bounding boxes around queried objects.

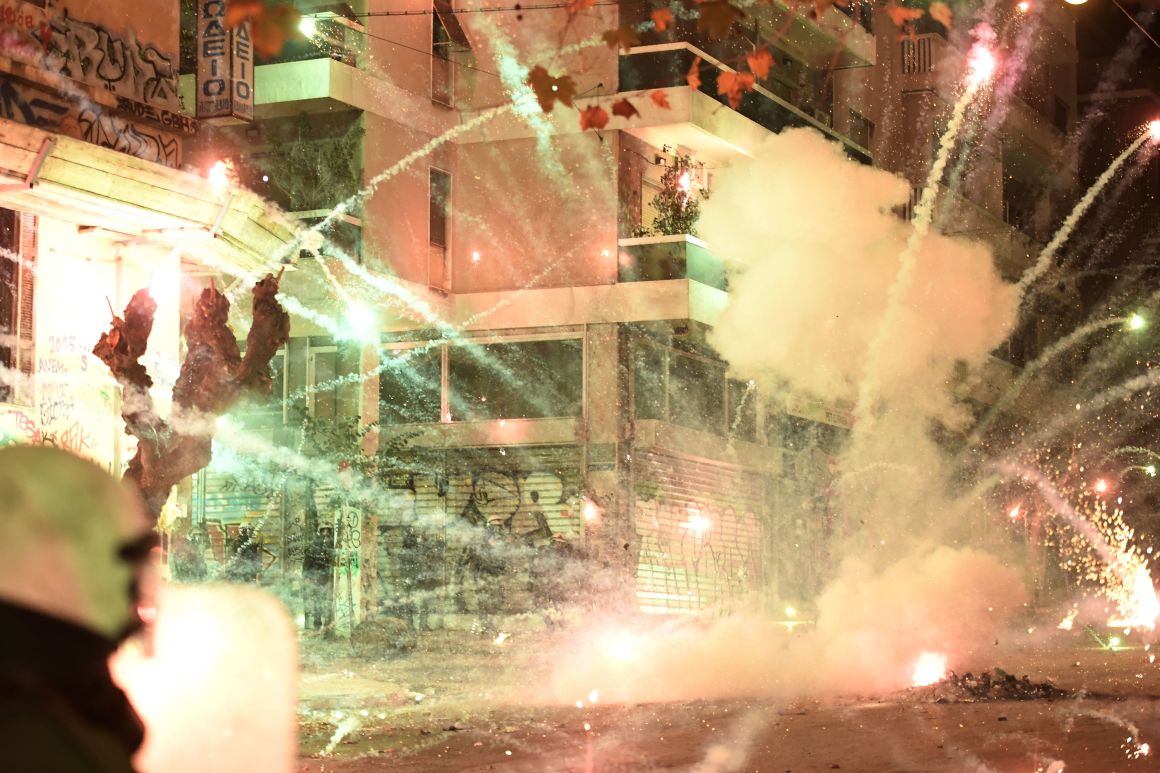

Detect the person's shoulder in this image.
[0,692,137,772]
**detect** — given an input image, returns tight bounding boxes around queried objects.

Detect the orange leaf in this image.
[602,26,641,51]
[527,65,577,112]
[651,8,674,31]
[650,90,672,109]
[611,99,640,120]
[687,56,702,91]
[885,2,924,28]
[251,3,301,58]
[697,1,740,41]
[746,48,773,80]
[225,0,264,28]
[566,0,596,14]
[929,1,953,30]
[579,104,610,131]
[717,70,755,109]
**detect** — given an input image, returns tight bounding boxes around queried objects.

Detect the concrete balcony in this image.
[617,234,727,291]
[620,43,872,164]
[756,0,875,69]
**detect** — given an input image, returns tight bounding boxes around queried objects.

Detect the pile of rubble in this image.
[908,669,1069,703]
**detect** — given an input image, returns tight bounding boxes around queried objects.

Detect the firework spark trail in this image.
[1015,131,1150,300]
[211,424,580,555]
[995,461,1116,565]
[273,293,345,337]
[1027,368,1160,452]
[967,316,1128,447]
[853,79,983,428]
[994,460,1158,628]
[269,105,517,269]
[727,380,756,442]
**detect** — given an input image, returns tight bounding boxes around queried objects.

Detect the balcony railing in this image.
[620,44,871,164]
[617,234,728,291]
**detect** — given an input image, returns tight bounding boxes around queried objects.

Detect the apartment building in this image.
[179,0,1078,631]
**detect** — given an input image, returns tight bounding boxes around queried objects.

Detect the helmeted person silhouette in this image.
[0,446,157,772]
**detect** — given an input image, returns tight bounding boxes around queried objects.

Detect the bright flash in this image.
[1058,609,1077,630]
[493,632,510,646]
[344,303,378,342]
[607,634,637,662]
[677,170,693,194]
[1095,478,1109,494]
[681,510,711,535]
[785,606,797,618]
[582,499,600,523]
[1016,0,1030,11]
[967,45,996,85]
[1149,120,1160,142]
[911,652,948,687]
[299,16,317,37]
[1009,504,1022,520]
[207,159,231,196]
[1147,465,1157,477]
[471,250,481,264]
[1129,313,1147,330]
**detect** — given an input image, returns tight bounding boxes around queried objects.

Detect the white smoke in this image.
[700,128,1017,425]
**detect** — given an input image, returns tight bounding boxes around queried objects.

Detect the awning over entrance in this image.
[0,120,301,276]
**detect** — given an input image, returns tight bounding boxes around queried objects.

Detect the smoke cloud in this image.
[549,128,1031,707]
[699,128,1017,424]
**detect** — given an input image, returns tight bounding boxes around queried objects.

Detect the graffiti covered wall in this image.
[0,3,186,166]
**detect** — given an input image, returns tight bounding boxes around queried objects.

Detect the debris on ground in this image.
[907,669,1069,703]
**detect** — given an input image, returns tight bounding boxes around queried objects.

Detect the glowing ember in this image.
[1058,609,1078,630]
[1016,0,1030,11]
[1009,504,1022,520]
[1108,565,1160,630]
[207,159,232,196]
[678,170,692,193]
[582,499,601,523]
[911,652,948,687]
[1094,478,1109,494]
[966,46,996,85]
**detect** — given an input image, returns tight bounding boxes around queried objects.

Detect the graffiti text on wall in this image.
[44,9,179,110]
[0,75,181,167]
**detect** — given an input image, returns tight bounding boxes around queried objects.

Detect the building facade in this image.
[168,1,1079,632]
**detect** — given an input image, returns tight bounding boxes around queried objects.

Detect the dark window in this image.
[448,339,583,421]
[633,342,666,420]
[311,349,338,421]
[848,109,874,150]
[432,3,453,105]
[667,351,725,435]
[379,345,442,424]
[0,209,17,383]
[727,379,758,442]
[429,168,451,248]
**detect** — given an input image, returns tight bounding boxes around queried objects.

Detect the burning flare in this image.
[911,652,949,687]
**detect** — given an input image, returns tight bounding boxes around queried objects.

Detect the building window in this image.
[848,109,874,150]
[308,345,339,421]
[0,208,35,405]
[667,350,725,435]
[448,338,583,421]
[379,344,443,424]
[633,341,666,421]
[429,167,451,289]
[727,378,758,442]
[432,1,453,105]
